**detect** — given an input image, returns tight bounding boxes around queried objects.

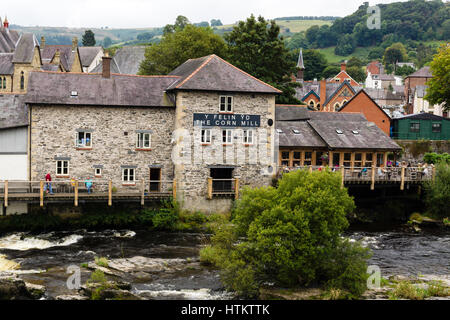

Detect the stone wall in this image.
[30,105,175,191]
[396,139,450,163]
[173,91,276,213]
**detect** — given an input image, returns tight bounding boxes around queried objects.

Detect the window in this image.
[304,152,312,166]
[201,129,212,144]
[76,131,92,148]
[365,153,373,167]
[136,132,151,149]
[0,77,2,89]
[293,129,300,134]
[344,153,351,167]
[352,130,359,135]
[56,160,69,176]
[432,123,441,133]
[95,168,102,177]
[122,168,136,184]
[276,129,283,134]
[355,153,363,168]
[3,77,5,89]
[243,130,254,145]
[219,96,233,113]
[20,71,24,90]
[293,152,301,167]
[281,151,290,167]
[309,100,315,108]
[336,129,343,134]
[410,122,420,133]
[334,103,340,110]
[222,129,233,144]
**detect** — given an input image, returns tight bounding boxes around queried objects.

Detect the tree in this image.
[136,32,155,41]
[368,47,385,60]
[347,56,364,68]
[347,66,366,83]
[322,65,341,79]
[334,34,356,56]
[383,43,408,68]
[395,65,415,77]
[102,37,112,48]
[82,30,96,46]
[211,19,223,27]
[286,32,309,50]
[164,15,190,35]
[225,15,300,104]
[425,44,450,112]
[194,21,210,28]
[139,25,228,75]
[201,170,370,298]
[425,162,450,219]
[302,49,328,81]
[305,25,320,46]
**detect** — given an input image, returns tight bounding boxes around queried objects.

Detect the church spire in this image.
[296,49,305,81]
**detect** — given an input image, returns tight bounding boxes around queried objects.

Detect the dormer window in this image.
[71,91,78,97]
[292,129,300,134]
[336,129,343,134]
[352,130,359,135]
[219,96,233,113]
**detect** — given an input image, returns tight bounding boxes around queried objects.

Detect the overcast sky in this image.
[4,0,415,29]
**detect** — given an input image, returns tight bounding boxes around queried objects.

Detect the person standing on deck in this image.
[85,177,93,194]
[44,173,54,195]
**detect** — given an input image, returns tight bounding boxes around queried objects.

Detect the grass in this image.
[95,257,109,268]
[320,46,376,64]
[388,281,449,300]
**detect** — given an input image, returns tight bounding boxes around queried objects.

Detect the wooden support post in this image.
[328,152,333,168]
[309,166,313,173]
[108,180,112,206]
[172,180,177,199]
[339,152,344,168]
[312,152,317,167]
[351,153,355,170]
[341,167,345,189]
[4,180,8,208]
[141,179,145,206]
[383,152,388,167]
[432,166,436,182]
[234,178,240,200]
[371,165,376,191]
[74,180,78,207]
[40,181,44,207]
[400,167,405,191]
[207,178,213,200]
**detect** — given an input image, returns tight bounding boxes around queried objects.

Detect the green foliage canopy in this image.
[425,44,450,111]
[82,30,96,46]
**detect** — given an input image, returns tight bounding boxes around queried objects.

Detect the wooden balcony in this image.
[0,179,176,208]
[278,166,435,190]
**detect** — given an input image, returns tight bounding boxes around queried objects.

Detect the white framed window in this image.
[122,168,136,184]
[219,96,233,113]
[76,131,92,148]
[136,132,151,149]
[56,160,69,176]
[95,168,102,177]
[243,129,254,145]
[201,129,212,144]
[222,129,233,144]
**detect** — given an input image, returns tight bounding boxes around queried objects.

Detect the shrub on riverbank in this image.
[424,163,450,219]
[200,169,370,299]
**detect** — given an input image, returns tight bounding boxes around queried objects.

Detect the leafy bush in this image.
[141,200,180,230]
[95,257,109,268]
[423,152,450,165]
[425,163,450,218]
[202,169,370,298]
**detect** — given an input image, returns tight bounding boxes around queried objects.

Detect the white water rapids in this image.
[0,233,83,251]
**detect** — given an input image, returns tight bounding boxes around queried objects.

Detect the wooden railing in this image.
[0,179,176,208]
[207,178,239,200]
[278,166,435,190]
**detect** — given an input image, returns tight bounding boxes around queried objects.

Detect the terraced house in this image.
[25,54,279,213]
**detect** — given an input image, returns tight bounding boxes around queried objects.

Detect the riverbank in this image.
[0,228,448,300]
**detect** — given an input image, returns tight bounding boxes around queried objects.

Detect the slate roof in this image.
[276,106,310,121]
[275,106,400,151]
[79,46,102,67]
[41,45,78,71]
[25,71,179,107]
[0,94,28,129]
[167,54,281,94]
[12,33,39,63]
[308,119,400,150]
[323,81,356,106]
[395,113,450,121]
[277,121,326,148]
[338,89,392,119]
[92,46,145,75]
[0,53,14,74]
[0,27,20,53]
[372,74,396,81]
[365,88,405,101]
[407,66,432,78]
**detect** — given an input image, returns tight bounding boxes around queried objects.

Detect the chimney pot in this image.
[341,61,347,72]
[41,36,45,49]
[72,37,78,51]
[102,55,112,78]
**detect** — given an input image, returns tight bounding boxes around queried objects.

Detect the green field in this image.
[320,46,376,64]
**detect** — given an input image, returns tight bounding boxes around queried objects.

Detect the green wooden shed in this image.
[391,113,450,140]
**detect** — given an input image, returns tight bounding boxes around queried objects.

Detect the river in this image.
[0,227,449,299]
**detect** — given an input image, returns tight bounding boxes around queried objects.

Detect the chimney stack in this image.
[319,79,327,111]
[102,53,112,78]
[40,36,45,49]
[72,37,78,51]
[53,49,61,65]
[3,16,9,28]
[341,61,347,72]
